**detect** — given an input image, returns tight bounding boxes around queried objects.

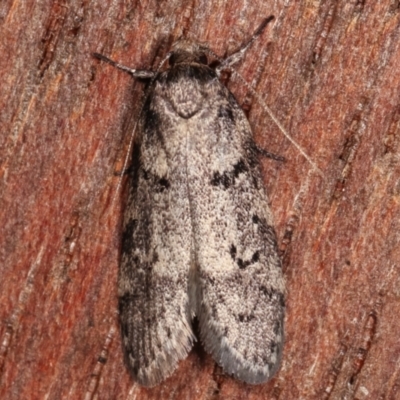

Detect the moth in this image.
[94,16,285,387]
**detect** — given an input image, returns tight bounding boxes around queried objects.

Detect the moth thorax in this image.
[170,39,208,66]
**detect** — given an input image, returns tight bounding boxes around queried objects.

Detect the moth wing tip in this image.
[199,322,284,384]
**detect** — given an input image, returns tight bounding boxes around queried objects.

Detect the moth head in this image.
[169,39,208,66]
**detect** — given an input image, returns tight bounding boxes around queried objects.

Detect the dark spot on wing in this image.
[230,244,237,260]
[152,251,159,263]
[121,219,137,254]
[156,177,170,192]
[207,275,216,286]
[269,341,277,354]
[257,217,280,254]
[210,158,248,189]
[142,169,150,180]
[219,172,232,188]
[246,140,261,169]
[141,170,171,195]
[259,285,268,296]
[273,320,281,335]
[251,251,260,263]
[218,105,234,122]
[211,171,231,189]
[278,292,285,308]
[142,101,161,136]
[238,313,255,323]
[236,250,260,270]
[233,159,248,177]
[128,143,142,195]
[252,175,259,190]
[118,293,135,329]
[228,92,238,107]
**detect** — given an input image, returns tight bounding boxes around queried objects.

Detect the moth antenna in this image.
[95,51,173,206]
[214,16,275,71]
[206,19,324,177]
[93,53,156,78]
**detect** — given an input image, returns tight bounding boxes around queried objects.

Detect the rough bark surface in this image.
[1,1,400,399]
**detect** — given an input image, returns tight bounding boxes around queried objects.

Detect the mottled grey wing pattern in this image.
[119,44,284,386]
[118,82,197,386]
[186,82,285,384]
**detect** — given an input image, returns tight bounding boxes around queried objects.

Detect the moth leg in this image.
[255,145,285,162]
[216,15,275,74]
[113,165,133,177]
[93,53,155,79]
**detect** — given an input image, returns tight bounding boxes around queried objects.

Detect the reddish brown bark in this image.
[1,1,400,399]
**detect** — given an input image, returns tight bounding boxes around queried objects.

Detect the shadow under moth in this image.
[94,16,285,387]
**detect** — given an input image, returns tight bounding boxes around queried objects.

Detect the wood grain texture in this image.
[1,1,400,399]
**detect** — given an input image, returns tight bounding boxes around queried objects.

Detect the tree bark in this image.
[1,1,400,399]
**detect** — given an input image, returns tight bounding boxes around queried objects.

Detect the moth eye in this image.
[169,53,177,66]
[197,54,208,64]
